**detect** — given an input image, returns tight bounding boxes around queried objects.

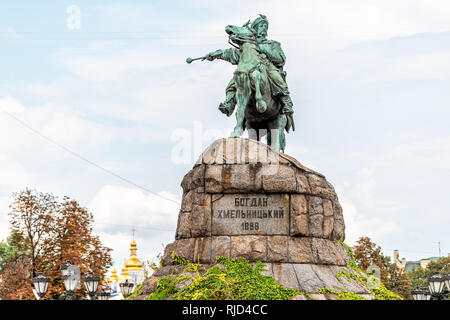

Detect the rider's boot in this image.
[280,95,294,115]
[280,94,295,132]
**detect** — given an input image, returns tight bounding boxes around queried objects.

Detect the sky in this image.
[1,0,450,277]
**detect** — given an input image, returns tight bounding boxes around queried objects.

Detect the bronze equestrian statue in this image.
[187,15,295,152]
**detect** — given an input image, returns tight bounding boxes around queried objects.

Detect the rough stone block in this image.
[309,214,324,238]
[290,213,309,237]
[214,139,226,164]
[272,263,300,290]
[310,238,338,265]
[293,264,325,293]
[175,210,191,239]
[290,194,309,236]
[311,264,348,291]
[161,242,177,266]
[295,172,311,194]
[230,235,266,261]
[180,170,192,193]
[191,204,211,238]
[261,164,297,192]
[329,241,350,266]
[174,238,196,262]
[333,266,372,294]
[181,190,194,212]
[192,190,210,207]
[223,138,241,164]
[244,138,268,164]
[307,174,337,200]
[191,164,205,189]
[205,165,223,193]
[291,194,308,216]
[267,236,288,262]
[332,201,345,241]
[193,237,212,264]
[288,237,313,263]
[221,164,262,192]
[212,236,231,258]
[323,216,334,239]
[307,196,324,215]
[323,199,333,216]
[202,139,223,165]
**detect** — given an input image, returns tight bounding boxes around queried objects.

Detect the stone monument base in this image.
[138,138,373,300]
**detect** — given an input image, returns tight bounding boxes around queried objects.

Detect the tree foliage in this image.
[408,257,450,298]
[0,189,112,300]
[353,237,413,299]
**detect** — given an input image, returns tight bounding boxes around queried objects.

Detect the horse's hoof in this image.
[219,103,230,116]
[256,100,267,113]
[229,128,243,138]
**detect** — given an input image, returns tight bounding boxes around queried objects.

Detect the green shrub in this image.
[146,256,300,300]
[333,237,402,300]
[142,237,402,301]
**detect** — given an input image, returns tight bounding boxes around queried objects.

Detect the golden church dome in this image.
[124,238,144,272]
[118,267,132,282]
[108,268,118,284]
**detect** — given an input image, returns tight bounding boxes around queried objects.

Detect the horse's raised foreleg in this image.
[251,70,267,113]
[230,72,250,138]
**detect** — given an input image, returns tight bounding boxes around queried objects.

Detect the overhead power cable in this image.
[1,109,181,205]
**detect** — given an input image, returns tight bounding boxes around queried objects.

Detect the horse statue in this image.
[186,16,294,153]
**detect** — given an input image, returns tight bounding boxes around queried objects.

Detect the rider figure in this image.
[205,15,294,131]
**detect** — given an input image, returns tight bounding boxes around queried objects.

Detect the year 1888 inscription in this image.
[211,194,289,236]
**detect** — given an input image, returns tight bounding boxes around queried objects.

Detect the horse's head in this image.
[225,24,256,47]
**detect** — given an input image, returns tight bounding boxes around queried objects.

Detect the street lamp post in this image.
[119,279,134,299]
[82,271,100,300]
[428,273,446,300]
[411,289,431,300]
[32,262,109,301]
[97,291,112,301]
[444,274,450,293]
[412,273,449,300]
[32,273,50,300]
[62,274,79,300]
[60,261,80,300]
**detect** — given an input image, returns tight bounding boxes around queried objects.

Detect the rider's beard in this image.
[257,28,267,42]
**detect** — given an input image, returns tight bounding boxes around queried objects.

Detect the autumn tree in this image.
[0,233,31,299]
[0,190,112,300]
[354,237,413,299]
[0,233,21,272]
[8,189,57,278]
[40,197,112,299]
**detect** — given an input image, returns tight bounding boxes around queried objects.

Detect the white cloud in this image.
[341,199,402,245]
[55,46,184,83]
[89,185,180,273]
[0,97,114,155]
[376,136,450,170]
[88,185,179,230]
[2,0,450,264]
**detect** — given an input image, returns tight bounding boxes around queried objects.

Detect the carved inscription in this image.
[212,194,289,235]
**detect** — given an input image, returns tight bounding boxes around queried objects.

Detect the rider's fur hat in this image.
[251,14,268,32]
